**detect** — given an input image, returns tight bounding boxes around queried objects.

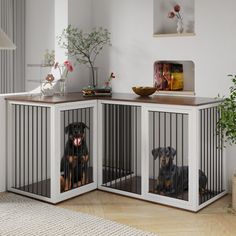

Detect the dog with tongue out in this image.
[60,122,89,192]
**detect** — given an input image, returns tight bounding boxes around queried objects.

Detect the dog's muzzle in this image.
[160,156,167,167]
[73,137,82,147]
[161,159,166,165]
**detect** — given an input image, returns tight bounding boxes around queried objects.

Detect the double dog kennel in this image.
[6,94,226,211]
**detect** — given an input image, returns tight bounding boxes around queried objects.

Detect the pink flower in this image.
[174,4,180,13]
[168,5,182,20]
[54,61,74,79]
[64,61,74,72]
[168,11,175,19]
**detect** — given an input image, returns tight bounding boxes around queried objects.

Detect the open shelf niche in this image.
[153,0,195,36]
[154,60,195,95]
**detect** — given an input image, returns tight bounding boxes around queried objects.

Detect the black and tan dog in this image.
[152,146,207,197]
[60,122,89,192]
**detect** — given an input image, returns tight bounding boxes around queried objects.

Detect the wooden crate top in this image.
[5,92,221,106]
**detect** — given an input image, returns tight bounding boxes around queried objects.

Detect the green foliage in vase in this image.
[217,75,236,145]
[43,49,55,66]
[58,25,111,87]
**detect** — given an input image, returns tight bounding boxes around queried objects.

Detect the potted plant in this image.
[58,25,111,88]
[217,75,236,210]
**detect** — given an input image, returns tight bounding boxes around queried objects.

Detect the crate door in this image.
[101,104,142,195]
[149,111,189,201]
[60,107,94,193]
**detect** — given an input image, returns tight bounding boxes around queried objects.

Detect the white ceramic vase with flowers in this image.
[168,4,184,34]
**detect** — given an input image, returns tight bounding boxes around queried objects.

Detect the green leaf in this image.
[217,74,236,147]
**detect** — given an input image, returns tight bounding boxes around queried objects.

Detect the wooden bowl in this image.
[132,86,157,97]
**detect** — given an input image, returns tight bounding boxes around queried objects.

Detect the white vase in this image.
[177,19,184,34]
[41,81,55,97]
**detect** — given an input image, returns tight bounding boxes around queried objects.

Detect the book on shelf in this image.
[94,92,112,96]
[82,87,112,97]
[154,62,184,91]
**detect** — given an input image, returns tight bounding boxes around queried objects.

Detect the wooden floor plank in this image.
[58,190,236,236]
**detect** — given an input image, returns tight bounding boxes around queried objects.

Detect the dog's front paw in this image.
[81,155,89,163]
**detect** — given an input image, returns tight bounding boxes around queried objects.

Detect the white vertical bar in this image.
[93,101,98,187]
[188,108,199,210]
[7,102,13,190]
[97,101,103,187]
[50,106,60,201]
[141,106,149,196]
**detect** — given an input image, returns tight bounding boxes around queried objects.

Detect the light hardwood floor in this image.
[58,190,236,236]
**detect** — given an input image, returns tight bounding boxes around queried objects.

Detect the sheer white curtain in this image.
[0,0,25,93]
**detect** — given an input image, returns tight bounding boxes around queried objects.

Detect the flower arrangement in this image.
[105,72,115,88]
[54,60,74,81]
[58,25,111,87]
[168,4,184,33]
[168,4,182,20]
[53,61,74,95]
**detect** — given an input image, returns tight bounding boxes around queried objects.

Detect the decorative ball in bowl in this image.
[132,86,157,97]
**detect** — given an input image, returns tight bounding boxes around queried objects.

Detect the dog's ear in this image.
[65,124,71,134]
[152,147,161,160]
[167,146,176,159]
[79,122,89,130]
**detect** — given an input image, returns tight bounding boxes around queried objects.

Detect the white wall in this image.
[25,0,93,92]
[66,0,94,91]
[25,0,55,92]
[55,0,68,63]
[91,0,236,98]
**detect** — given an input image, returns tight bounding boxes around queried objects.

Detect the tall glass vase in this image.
[89,66,98,88]
[58,78,66,96]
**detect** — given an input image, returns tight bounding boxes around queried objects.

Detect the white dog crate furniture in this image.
[6,93,227,211]
[6,94,98,204]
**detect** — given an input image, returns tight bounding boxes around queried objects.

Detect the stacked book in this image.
[154,62,184,91]
[82,87,112,97]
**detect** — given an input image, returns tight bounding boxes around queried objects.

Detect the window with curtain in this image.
[0,0,25,93]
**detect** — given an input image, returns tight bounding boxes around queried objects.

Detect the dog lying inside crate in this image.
[60,122,89,192]
[151,146,207,197]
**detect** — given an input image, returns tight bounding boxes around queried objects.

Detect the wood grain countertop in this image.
[5,92,221,106]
